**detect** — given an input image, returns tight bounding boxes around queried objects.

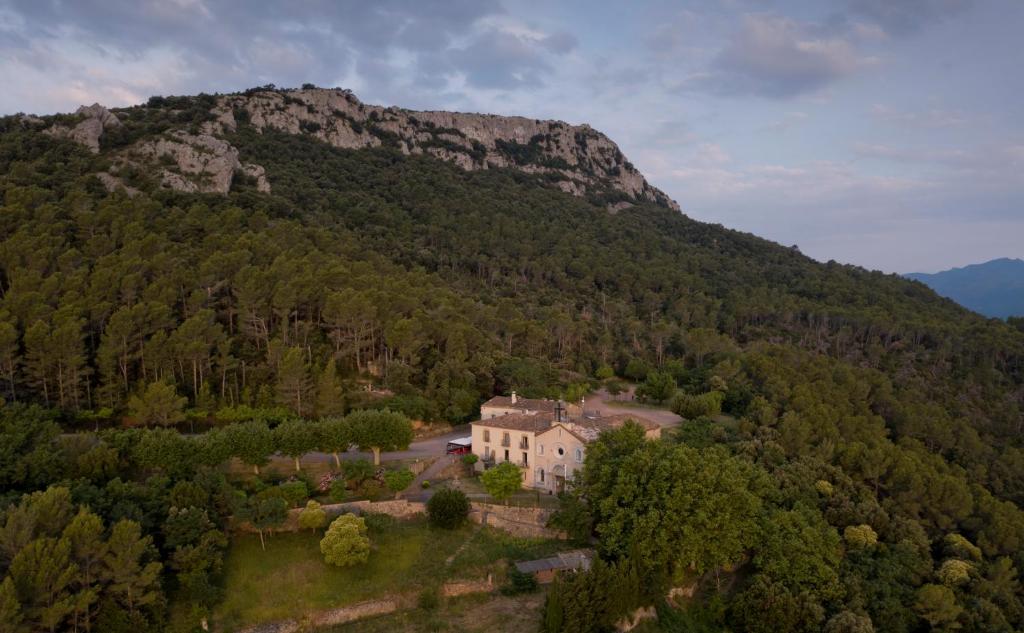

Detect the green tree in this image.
[315,359,344,416]
[636,370,676,403]
[224,420,274,474]
[8,537,77,633]
[843,524,878,550]
[383,469,415,496]
[426,488,470,529]
[481,462,522,505]
[276,347,312,416]
[63,509,107,632]
[320,514,370,567]
[824,611,875,633]
[273,419,318,471]
[755,505,843,599]
[0,577,23,633]
[237,496,288,551]
[275,480,309,508]
[318,417,351,470]
[914,583,962,630]
[127,381,187,427]
[297,500,327,533]
[134,427,197,477]
[102,520,163,618]
[346,409,413,465]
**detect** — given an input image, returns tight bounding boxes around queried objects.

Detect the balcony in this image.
[519,438,529,450]
[500,436,511,448]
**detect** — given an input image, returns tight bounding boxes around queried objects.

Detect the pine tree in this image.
[102,521,162,617]
[0,577,24,633]
[8,537,78,633]
[315,359,344,416]
[63,509,107,633]
[276,347,312,416]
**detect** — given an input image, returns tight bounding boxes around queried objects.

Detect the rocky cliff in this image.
[44,87,678,210]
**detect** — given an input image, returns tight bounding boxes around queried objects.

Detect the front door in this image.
[555,475,565,493]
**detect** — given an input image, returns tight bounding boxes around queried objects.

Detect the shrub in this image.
[298,500,327,532]
[320,514,370,567]
[362,512,394,533]
[358,480,386,501]
[421,480,431,489]
[671,391,724,419]
[427,487,470,529]
[461,453,478,466]
[502,566,538,595]
[277,480,309,508]
[417,586,440,611]
[384,469,415,494]
[342,459,374,485]
[329,477,348,503]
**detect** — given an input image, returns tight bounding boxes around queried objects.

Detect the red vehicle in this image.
[446,436,472,455]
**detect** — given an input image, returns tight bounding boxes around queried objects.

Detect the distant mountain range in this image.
[906,258,1024,319]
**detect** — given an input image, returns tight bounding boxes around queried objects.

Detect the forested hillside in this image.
[2,89,1024,632]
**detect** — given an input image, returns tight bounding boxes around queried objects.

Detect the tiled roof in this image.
[481,395,557,412]
[471,412,553,433]
[538,414,659,442]
[475,411,659,441]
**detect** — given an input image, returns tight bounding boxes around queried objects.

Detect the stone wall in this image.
[236,499,425,534]
[233,599,398,633]
[468,502,566,539]
[441,575,493,597]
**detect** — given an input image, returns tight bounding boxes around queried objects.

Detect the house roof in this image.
[536,414,659,442]
[475,411,660,441]
[480,395,557,413]
[472,412,552,433]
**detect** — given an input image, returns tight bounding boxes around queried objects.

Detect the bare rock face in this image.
[134,130,270,194]
[45,104,122,153]
[218,88,679,211]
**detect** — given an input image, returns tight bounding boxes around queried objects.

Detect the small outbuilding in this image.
[514,549,594,583]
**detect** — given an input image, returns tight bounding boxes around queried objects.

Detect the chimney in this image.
[511,391,517,404]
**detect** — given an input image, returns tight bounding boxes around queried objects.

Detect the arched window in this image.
[575,448,583,463]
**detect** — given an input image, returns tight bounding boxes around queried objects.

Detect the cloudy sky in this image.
[1,0,1021,273]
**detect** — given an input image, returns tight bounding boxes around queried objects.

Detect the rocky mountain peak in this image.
[42,87,678,211]
[213,87,679,210]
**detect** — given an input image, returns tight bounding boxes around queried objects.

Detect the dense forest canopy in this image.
[1,89,1023,632]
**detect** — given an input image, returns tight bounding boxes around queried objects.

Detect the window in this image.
[522,452,528,466]
[539,469,545,483]
[483,430,490,442]
[575,448,583,463]
[557,446,565,457]
[504,449,509,461]
[538,444,544,455]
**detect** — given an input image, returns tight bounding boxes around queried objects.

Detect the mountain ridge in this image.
[906,257,1024,318]
[26,85,679,212]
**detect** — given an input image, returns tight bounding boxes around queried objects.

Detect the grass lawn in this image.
[212,516,562,630]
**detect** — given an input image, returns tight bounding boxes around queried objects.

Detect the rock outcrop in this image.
[213,88,679,210]
[45,104,122,153]
[134,130,270,195]
[43,87,677,209]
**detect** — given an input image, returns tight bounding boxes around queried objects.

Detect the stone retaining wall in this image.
[236,499,426,534]
[233,599,398,633]
[442,575,493,597]
[468,502,566,539]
